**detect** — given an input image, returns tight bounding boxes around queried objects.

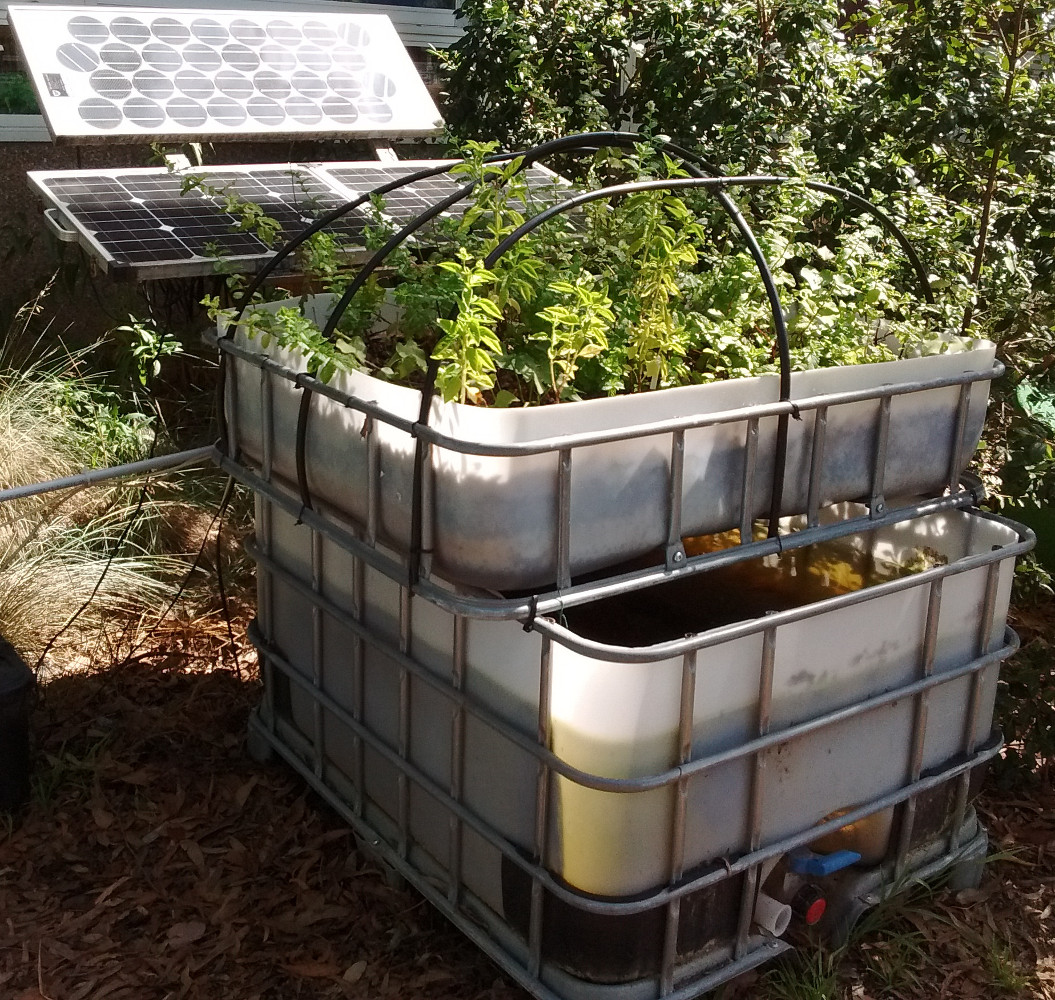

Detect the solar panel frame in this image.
[315,159,581,229]
[9,4,444,143]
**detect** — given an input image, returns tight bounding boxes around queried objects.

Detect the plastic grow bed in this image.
[220,297,999,591]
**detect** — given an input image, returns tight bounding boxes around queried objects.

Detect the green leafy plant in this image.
[431,255,505,403]
[534,276,613,401]
[213,136,965,411]
[111,313,185,391]
[0,72,38,115]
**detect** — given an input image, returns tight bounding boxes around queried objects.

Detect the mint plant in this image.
[208,136,969,410]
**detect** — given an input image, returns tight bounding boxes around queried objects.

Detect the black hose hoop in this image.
[285,132,731,530]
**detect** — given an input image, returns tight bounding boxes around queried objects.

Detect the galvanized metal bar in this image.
[661,650,698,995]
[805,407,828,528]
[352,553,366,816]
[895,577,943,876]
[419,441,435,579]
[666,429,687,570]
[219,335,1001,458]
[250,536,1018,796]
[950,559,1002,852]
[397,585,412,861]
[258,498,276,736]
[529,636,555,976]
[223,457,414,590]
[311,528,325,780]
[527,532,1028,662]
[736,625,777,958]
[556,448,573,590]
[739,417,759,543]
[252,625,1005,918]
[260,364,274,481]
[0,445,216,504]
[226,452,1016,624]
[448,616,467,906]
[947,382,973,495]
[365,415,380,546]
[869,395,891,518]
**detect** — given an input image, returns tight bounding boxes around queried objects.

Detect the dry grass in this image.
[0,304,224,672]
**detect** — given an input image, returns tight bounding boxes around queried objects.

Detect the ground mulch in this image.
[0,633,521,1000]
[1,621,1053,1000]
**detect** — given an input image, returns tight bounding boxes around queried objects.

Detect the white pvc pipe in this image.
[753,891,793,937]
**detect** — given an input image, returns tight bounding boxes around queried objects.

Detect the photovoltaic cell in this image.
[30,163,375,276]
[321,162,578,227]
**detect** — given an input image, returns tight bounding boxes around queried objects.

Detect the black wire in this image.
[213,477,241,678]
[119,474,237,670]
[33,466,156,677]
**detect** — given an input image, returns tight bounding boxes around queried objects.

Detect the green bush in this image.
[0,73,39,115]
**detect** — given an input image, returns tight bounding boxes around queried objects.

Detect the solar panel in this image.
[317,160,579,227]
[8,4,443,142]
[30,159,581,280]
[30,162,375,278]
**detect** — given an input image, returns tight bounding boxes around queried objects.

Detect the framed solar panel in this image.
[29,161,375,278]
[316,160,578,227]
[8,4,444,143]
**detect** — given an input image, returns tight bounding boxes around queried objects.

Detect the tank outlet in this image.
[753,890,793,937]
[791,884,828,926]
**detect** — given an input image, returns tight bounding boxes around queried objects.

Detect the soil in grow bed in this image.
[565,532,945,647]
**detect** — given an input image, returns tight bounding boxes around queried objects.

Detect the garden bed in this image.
[223,300,998,590]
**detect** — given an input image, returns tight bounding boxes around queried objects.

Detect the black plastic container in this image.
[0,636,34,811]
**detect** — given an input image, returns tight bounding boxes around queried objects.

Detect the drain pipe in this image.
[0,445,217,504]
[754,890,793,937]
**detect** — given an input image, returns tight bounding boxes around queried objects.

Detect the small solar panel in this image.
[30,159,581,280]
[30,162,375,277]
[9,4,443,142]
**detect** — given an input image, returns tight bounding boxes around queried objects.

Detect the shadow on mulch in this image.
[0,651,525,1000]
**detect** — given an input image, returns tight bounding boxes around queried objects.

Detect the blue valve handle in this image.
[788,848,862,876]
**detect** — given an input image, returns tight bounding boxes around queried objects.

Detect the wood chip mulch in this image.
[0,638,525,1000]
[2,627,1054,1000]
